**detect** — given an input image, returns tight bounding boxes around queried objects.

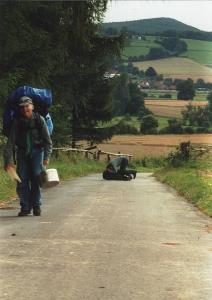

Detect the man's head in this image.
[19,96,34,118]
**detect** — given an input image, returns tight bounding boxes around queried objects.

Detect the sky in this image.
[103,1,212,32]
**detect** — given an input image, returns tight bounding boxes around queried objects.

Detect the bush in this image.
[177,79,195,100]
[167,118,184,134]
[114,120,139,135]
[167,142,192,167]
[146,128,158,134]
[159,93,172,99]
[158,127,170,134]
[133,156,167,169]
[137,107,152,121]
[184,126,194,134]
[195,127,209,133]
[124,114,131,121]
[140,114,158,134]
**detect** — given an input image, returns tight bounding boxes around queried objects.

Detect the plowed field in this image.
[98,134,212,159]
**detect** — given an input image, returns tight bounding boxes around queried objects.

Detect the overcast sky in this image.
[103,1,212,32]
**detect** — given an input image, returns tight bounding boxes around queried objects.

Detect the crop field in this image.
[98,134,212,159]
[133,57,212,82]
[145,99,208,118]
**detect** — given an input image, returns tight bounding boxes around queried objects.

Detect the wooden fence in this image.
[53,147,133,162]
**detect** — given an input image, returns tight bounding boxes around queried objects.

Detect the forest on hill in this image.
[103,17,212,41]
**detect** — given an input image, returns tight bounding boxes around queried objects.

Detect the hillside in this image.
[181,39,212,65]
[123,36,212,66]
[103,17,201,34]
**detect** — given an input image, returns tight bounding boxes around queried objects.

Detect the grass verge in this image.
[0,153,105,203]
[155,154,212,217]
[49,153,104,180]
[130,156,166,173]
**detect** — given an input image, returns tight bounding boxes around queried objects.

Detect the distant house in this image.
[104,71,120,79]
[140,80,150,89]
[169,84,177,90]
[154,81,166,90]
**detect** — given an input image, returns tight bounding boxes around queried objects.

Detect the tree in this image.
[112,73,130,116]
[160,37,187,54]
[104,27,118,36]
[0,2,59,100]
[167,118,183,133]
[0,1,124,146]
[146,47,169,60]
[163,78,173,88]
[195,78,206,89]
[126,82,145,115]
[140,115,158,134]
[145,67,157,77]
[51,1,124,146]
[207,91,212,111]
[177,79,195,100]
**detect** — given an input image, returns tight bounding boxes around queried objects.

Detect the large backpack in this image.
[2,86,53,137]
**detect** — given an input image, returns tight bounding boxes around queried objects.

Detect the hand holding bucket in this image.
[39,168,60,189]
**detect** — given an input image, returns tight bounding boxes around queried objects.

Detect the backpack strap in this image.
[34,112,43,136]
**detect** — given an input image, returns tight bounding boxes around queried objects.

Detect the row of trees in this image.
[103,26,212,43]
[0,1,124,146]
[182,92,212,128]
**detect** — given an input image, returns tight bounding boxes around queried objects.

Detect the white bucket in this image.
[42,168,60,189]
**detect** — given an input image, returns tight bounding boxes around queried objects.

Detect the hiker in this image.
[103,156,137,180]
[3,96,53,216]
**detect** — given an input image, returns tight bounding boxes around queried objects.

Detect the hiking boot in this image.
[33,207,41,216]
[18,210,30,217]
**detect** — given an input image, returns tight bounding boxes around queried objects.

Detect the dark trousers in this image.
[16,148,43,212]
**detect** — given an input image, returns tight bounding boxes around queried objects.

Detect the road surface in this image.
[0,173,212,300]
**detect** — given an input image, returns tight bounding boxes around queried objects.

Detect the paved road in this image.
[0,173,212,300]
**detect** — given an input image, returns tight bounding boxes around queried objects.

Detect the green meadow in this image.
[123,36,212,66]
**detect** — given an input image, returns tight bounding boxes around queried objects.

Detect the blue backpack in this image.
[3,86,53,136]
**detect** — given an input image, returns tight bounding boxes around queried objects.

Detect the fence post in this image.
[55,149,59,159]
[97,150,101,161]
[107,154,111,162]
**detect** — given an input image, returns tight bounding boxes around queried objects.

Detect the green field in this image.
[123,36,157,58]
[181,39,212,66]
[122,36,212,66]
[104,115,170,131]
[146,89,209,101]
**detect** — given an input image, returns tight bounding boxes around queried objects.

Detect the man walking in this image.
[4,96,53,216]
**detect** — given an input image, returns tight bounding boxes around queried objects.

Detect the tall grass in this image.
[49,153,104,180]
[155,154,212,216]
[131,156,167,172]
